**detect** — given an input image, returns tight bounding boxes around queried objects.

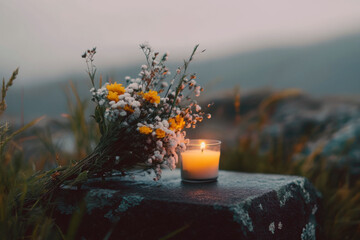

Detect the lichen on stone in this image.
[104,195,144,222]
[312,205,318,215]
[116,195,144,213]
[230,203,254,233]
[277,177,313,208]
[269,222,275,234]
[279,189,293,207]
[213,203,223,210]
[294,179,311,204]
[301,222,316,240]
[85,189,118,214]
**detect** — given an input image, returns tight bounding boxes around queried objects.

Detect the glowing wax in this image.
[181,149,220,180]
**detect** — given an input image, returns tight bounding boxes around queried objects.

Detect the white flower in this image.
[195,86,201,97]
[167,156,176,169]
[131,101,141,108]
[121,122,129,127]
[154,151,163,160]
[156,140,163,148]
[119,110,127,117]
[190,80,196,85]
[99,99,105,106]
[133,108,141,118]
[128,83,139,90]
[117,100,126,108]
[162,120,169,128]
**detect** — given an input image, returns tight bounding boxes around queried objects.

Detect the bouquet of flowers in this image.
[29,44,209,199]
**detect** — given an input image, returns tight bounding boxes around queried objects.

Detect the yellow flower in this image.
[156,128,166,138]
[168,115,185,131]
[124,104,134,113]
[107,91,119,102]
[143,90,160,104]
[139,126,153,135]
[106,82,125,95]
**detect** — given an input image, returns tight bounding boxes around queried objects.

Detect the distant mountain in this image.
[4,32,360,122]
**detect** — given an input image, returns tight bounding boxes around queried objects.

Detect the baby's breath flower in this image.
[195,105,201,112]
[161,82,168,88]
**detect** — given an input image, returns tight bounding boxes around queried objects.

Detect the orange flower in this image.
[106,82,125,103]
[107,91,119,102]
[106,82,125,95]
[156,128,166,138]
[124,105,134,113]
[139,126,153,135]
[168,115,185,131]
[143,90,160,104]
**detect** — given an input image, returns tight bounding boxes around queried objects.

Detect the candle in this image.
[180,139,221,182]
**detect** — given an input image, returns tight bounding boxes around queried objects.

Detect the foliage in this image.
[64,81,100,159]
[0,69,62,239]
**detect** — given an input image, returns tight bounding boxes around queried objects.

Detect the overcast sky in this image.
[1,0,360,84]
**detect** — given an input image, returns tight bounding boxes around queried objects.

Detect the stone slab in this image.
[53,169,321,240]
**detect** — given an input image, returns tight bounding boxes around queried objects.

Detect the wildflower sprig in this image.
[82,47,97,88]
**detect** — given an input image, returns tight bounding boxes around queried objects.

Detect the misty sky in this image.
[1,0,360,85]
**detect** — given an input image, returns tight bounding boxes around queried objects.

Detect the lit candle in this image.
[181,139,221,182]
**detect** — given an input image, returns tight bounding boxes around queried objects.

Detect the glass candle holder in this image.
[180,139,221,183]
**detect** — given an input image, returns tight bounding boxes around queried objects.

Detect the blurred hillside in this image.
[4,32,360,122]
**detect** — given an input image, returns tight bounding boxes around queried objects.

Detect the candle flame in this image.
[200,142,205,152]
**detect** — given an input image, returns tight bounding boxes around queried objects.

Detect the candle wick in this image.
[201,148,204,153]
